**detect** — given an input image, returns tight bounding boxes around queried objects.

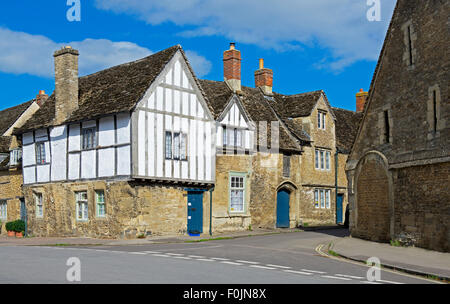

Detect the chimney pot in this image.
[36,90,49,107]
[223,43,241,92]
[356,89,368,113]
[254,58,273,95]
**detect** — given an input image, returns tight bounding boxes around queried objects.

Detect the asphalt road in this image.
[0,229,438,284]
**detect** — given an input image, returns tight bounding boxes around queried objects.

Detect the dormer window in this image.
[318,112,326,130]
[223,126,243,148]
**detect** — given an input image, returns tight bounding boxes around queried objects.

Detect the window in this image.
[402,20,416,67]
[315,149,331,171]
[318,112,326,130]
[230,175,245,213]
[314,189,331,209]
[10,149,22,166]
[384,110,390,143]
[165,131,188,161]
[407,25,413,66]
[76,191,88,221]
[432,89,437,133]
[283,154,291,177]
[0,200,7,220]
[36,142,46,164]
[35,193,43,218]
[96,190,106,218]
[223,126,243,147]
[82,127,96,150]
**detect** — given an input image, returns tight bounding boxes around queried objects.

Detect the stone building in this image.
[13,43,361,238]
[346,0,449,252]
[0,95,45,233]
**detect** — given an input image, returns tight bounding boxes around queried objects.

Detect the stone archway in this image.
[354,152,391,242]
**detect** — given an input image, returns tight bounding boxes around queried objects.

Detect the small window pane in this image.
[173,133,180,160]
[320,151,325,170]
[314,191,319,209]
[82,128,96,150]
[315,150,319,169]
[165,132,172,159]
[0,200,7,219]
[326,190,331,209]
[320,190,325,208]
[326,151,330,170]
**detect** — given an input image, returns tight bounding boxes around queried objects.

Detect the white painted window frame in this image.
[315,148,331,172]
[318,112,326,130]
[35,142,47,165]
[75,191,89,222]
[95,190,106,218]
[0,200,7,220]
[314,189,331,209]
[229,172,246,214]
[35,193,43,218]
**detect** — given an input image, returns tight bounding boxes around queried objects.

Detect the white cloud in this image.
[0,27,212,78]
[95,0,397,70]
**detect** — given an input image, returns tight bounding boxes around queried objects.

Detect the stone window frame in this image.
[401,20,417,69]
[378,104,393,145]
[75,191,89,222]
[317,111,326,130]
[314,189,331,209]
[34,192,44,219]
[315,148,331,171]
[0,200,7,220]
[427,85,443,140]
[95,190,106,218]
[282,154,291,178]
[228,172,247,214]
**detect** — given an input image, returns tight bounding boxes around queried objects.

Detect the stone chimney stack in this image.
[254,58,273,95]
[356,88,368,113]
[35,90,48,107]
[53,46,79,124]
[223,43,241,92]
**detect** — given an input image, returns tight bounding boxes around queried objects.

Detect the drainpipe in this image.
[335,151,339,224]
[209,187,214,236]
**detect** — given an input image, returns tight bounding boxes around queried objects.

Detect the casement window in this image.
[36,142,46,165]
[315,149,331,171]
[165,131,188,161]
[0,200,7,220]
[283,154,291,178]
[229,174,245,213]
[10,149,22,166]
[314,189,331,209]
[35,193,43,218]
[95,190,106,218]
[317,112,326,130]
[82,127,96,150]
[223,127,243,148]
[75,191,88,221]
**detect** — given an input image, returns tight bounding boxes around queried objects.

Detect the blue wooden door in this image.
[276,190,290,228]
[187,191,203,236]
[336,194,343,224]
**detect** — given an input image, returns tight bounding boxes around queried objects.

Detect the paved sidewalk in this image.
[330,237,450,281]
[0,227,305,247]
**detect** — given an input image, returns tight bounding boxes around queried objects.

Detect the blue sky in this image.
[0,0,396,111]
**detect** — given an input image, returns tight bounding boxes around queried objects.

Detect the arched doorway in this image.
[355,152,391,242]
[276,189,290,228]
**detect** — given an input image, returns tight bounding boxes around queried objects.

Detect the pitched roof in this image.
[0,100,34,135]
[17,45,183,133]
[332,107,363,153]
[272,90,323,118]
[0,136,12,153]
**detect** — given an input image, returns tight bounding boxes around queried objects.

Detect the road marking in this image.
[236,260,260,264]
[266,264,291,269]
[250,265,276,270]
[376,280,404,285]
[301,269,327,274]
[188,255,205,258]
[152,254,171,258]
[335,274,365,280]
[321,275,352,281]
[221,261,243,266]
[143,251,160,254]
[196,258,215,262]
[211,258,229,261]
[284,270,314,276]
[129,252,147,255]
[363,281,382,284]
[174,256,192,260]
[165,253,184,256]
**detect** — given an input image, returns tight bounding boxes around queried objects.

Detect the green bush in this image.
[14,220,25,233]
[5,221,15,232]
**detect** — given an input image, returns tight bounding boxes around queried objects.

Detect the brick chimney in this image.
[356,88,368,113]
[254,58,273,95]
[35,90,48,107]
[53,46,79,124]
[223,43,241,92]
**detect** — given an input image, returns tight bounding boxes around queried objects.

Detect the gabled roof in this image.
[17,45,186,133]
[0,100,34,135]
[332,107,363,154]
[272,90,323,118]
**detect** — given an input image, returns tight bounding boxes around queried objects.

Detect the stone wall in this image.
[23,180,211,238]
[0,169,23,234]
